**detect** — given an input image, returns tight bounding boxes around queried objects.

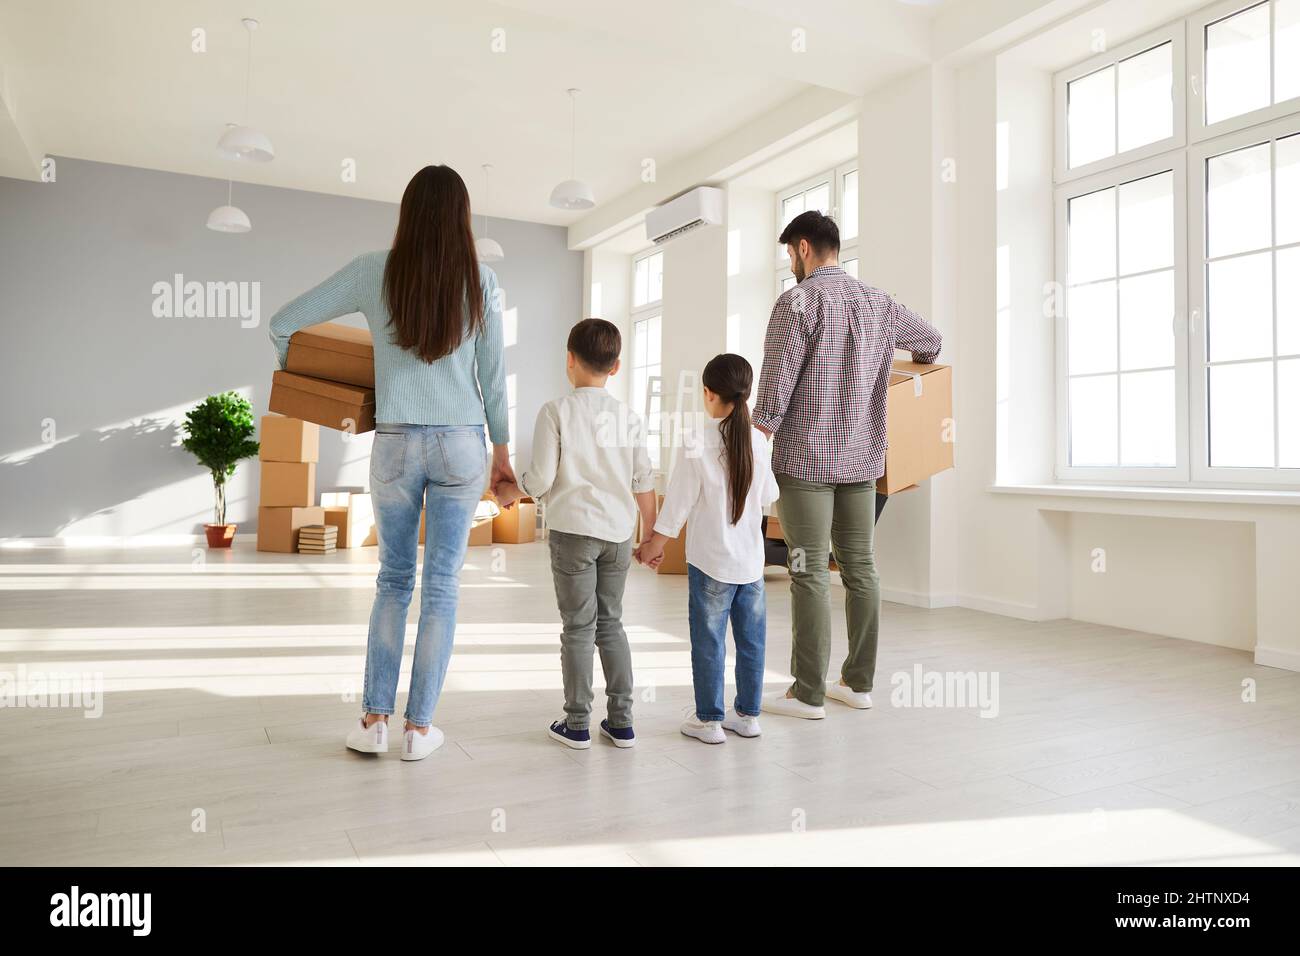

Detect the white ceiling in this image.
[0,0,944,224]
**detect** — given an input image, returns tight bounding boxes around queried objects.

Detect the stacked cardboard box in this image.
[269,323,377,434]
[257,415,324,552]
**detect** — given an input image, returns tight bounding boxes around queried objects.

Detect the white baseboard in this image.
[880,587,957,609]
[0,535,206,549]
[954,593,1044,621]
[1255,645,1300,673]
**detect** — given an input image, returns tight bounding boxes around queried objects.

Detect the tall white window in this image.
[1053,0,1300,487]
[775,162,858,293]
[630,249,663,469]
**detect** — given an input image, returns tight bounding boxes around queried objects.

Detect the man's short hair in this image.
[778,209,840,255]
[567,318,621,373]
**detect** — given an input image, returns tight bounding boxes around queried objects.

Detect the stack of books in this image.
[297,524,339,555]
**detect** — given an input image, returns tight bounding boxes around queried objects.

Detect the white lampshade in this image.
[476,237,505,262]
[217,125,275,162]
[549,178,595,210]
[206,204,251,233]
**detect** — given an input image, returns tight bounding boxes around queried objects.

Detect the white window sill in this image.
[990,483,1300,507]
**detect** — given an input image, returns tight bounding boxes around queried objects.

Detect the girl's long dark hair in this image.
[383,165,483,363]
[703,353,754,525]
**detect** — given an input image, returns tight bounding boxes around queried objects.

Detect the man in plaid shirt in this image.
[755,210,942,719]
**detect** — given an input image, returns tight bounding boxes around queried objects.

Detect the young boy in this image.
[496,319,656,750]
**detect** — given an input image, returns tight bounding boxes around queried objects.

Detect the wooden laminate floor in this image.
[2,540,1299,866]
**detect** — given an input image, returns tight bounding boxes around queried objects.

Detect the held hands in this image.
[493,480,524,509]
[634,533,667,570]
[489,445,521,509]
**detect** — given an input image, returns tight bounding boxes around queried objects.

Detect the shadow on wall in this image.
[0,417,198,538]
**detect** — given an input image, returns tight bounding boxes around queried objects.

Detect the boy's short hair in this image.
[567,318,621,373]
[778,209,840,255]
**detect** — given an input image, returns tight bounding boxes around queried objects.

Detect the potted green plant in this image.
[181,392,260,548]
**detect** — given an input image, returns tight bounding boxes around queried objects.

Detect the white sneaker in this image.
[722,710,762,737]
[825,682,873,709]
[761,692,826,720]
[680,713,726,744]
[400,725,445,761]
[346,717,388,754]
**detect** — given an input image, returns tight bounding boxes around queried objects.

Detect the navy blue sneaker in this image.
[600,719,636,749]
[548,718,591,750]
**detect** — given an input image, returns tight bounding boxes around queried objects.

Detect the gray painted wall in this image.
[0,158,581,538]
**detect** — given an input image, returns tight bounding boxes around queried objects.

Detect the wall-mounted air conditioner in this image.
[645,186,724,245]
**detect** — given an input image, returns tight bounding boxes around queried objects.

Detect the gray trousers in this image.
[548,530,634,730]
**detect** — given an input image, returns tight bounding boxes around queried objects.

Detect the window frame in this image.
[774,161,859,294]
[629,248,664,470]
[1188,0,1300,143]
[1188,112,1300,484]
[1053,152,1191,483]
[1053,23,1186,183]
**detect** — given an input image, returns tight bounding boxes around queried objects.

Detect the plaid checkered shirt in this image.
[753,265,943,484]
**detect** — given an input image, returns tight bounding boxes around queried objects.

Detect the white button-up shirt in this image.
[654,418,779,584]
[520,387,656,543]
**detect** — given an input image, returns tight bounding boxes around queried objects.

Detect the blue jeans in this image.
[362,424,486,728]
[686,564,766,722]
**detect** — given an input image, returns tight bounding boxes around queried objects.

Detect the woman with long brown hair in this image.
[269,165,512,761]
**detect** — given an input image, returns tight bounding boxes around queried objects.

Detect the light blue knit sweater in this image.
[268,250,509,444]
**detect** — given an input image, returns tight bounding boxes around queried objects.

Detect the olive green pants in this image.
[776,475,880,706]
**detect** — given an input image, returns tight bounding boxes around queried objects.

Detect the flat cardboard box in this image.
[878,361,953,495]
[492,497,536,544]
[286,322,375,388]
[257,506,325,553]
[259,415,319,463]
[269,370,376,434]
[259,461,316,508]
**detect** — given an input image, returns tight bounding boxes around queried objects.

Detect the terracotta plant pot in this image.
[204,524,237,549]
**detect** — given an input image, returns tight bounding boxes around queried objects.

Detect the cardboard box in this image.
[878,361,953,495]
[492,497,536,544]
[322,493,377,549]
[650,494,687,575]
[259,461,316,508]
[257,506,325,552]
[286,322,375,388]
[269,370,376,434]
[765,514,783,540]
[259,415,319,463]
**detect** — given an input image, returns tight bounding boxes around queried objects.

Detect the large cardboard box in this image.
[257,506,325,553]
[322,491,377,548]
[259,415,319,463]
[260,461,316,508]
[269,370,376,434]
[878,361,953,495]
[492,497,536,544]
[286,322,375,388]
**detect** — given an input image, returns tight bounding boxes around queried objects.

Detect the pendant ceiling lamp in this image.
[217,18,275,162]
[549,88,595,210]
[207,175,251,233]
[476,164,505,262]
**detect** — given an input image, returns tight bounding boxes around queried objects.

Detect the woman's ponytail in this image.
[702,354,754,526]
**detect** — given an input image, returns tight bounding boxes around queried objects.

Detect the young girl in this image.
[635,354,779,744]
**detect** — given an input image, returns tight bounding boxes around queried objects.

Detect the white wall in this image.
[725,184,776,377]
[659,222,728,470]
[585,247,633,406]
[0,158,582,540]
